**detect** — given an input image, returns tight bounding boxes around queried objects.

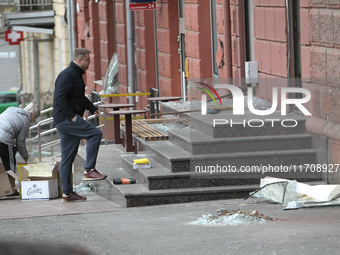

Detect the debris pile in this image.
[191,209,274,226]
[73,182,95,194]
[247,176,340,210]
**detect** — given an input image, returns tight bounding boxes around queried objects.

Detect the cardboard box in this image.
[18,162,65,197]
[0,163,15,197]
[0,163,5,174]
[0,173,14,197]
[21,179,59,200]
[7,170,19,190]
[18,162,60,180]
[17,163,28,181]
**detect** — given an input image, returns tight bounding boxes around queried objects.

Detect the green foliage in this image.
[42,103,53,118]
[11,3,18,12]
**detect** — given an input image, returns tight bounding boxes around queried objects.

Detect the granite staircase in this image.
[77,109,322,207]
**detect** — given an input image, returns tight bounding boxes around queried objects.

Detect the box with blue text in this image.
[21,179,59,201]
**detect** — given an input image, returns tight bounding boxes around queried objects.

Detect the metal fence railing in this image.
[18,0,53,11]
[0,0,15,5]
[28,89,156,162]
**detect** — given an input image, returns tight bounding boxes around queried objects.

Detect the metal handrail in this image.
[40,139,60,150]
[29,101,103,162]
[100,92,151,98]
[41,107,53,114]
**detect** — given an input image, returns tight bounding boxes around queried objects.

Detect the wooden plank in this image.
[135,126,160,140]
[121,119,168,141]
[137,123,165,139]
[136,123,165,140]
[143,117,190,123]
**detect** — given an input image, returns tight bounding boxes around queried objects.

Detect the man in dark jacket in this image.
[53,47,107,203]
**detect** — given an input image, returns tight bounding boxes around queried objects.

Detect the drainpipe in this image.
[70,0,76,52]
[286,0,291,83]
[33,40,40,109]
[126,0,136,107]
[67,0,75,62]
[286,0,294,112]
[223,0,232,79]
[17,45,23,105]
[153,9,159,93]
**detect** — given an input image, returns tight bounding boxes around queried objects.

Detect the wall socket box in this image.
[245,61,259,84]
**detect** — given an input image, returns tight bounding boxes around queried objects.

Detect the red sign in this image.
[5,28,24,45]
[129,2,156,10]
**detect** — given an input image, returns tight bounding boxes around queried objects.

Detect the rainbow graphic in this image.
[196,82,223,106]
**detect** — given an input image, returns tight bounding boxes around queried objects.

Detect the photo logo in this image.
[196,82,223,115]
[201,84,312,116]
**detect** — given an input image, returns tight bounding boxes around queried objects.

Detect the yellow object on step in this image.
[133,158,150,164]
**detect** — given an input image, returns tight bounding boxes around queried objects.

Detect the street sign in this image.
[4,28,24,45]
[129,2,156,11]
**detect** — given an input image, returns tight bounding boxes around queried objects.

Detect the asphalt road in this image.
[0,196,339,255]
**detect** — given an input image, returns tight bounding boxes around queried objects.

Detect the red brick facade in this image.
[156,0,181,97]
[301,1,340,175]
[74,0,340,176]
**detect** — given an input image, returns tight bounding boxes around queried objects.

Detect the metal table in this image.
[99,104,134,145]
[108,109,147,152]
[147,96,182,118]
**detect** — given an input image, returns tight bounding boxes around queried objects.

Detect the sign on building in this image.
[5,28,24,45]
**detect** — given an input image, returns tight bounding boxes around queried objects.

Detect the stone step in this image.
[120,154,322,190]
[120,154,261,190]
[76,144,324,207]
[136,138,190,172]
[93,177,326,207]
[77,149,258,207]
[138,139,317,173]
[188,110,308,138]
[168,127,312,154]
[95,179,259,207]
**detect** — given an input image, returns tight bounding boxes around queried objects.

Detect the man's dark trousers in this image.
[0,143,17,171]
[56,115,102,195]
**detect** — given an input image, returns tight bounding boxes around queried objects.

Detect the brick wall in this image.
[135,10,156,110]
[302,0,340,180]
[115,0,129,104]
[231,0,246,79]
[75,0,101,93]
[99,0,116,85]
[306,4,340,119]
[302,1,340,124]
[156,0,181,97]
[252,0,288,104]
[216,0,225,78]
[213,0,246,79]
[184,0,213,79]
[115,0,182,103]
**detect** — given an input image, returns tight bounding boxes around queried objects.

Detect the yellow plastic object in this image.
[133,158,150,164]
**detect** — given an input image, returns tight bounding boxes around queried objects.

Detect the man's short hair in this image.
[25,102,40,118]
[73,48,91,61]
